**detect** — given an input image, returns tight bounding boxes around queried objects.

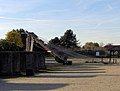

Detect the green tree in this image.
[83,42,99,50]
[60,29,79,48]
[0,39,20,51]
[6,30,23,48]
[49,37,60,45]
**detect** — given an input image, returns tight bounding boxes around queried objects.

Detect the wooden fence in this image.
[0,51,45,76]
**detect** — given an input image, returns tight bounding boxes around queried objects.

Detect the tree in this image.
[6,30,23,48]
[0,39,20,51]
[60,29,79,48]
[105,43,113,47]
[11,29,27,50]
[83,42,99,50]
[49,37,60,45]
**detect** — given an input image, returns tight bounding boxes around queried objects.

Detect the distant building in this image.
[104,45,120,58]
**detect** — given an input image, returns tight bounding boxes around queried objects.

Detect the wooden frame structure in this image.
[104,45,120,63]
[0,51,45,76]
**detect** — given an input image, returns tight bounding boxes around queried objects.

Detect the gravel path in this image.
[0,62,120,91]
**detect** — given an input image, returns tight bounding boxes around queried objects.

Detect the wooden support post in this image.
[30,37,34,52]
[113,59,115,63]
[26,34,31,51]
[115,59,116,63]
[109,58,111,63]
[101,58,104,63]
[109,51,112,63]
[26,34,34,52]
[26,52,34,76]
[37,52,46,69]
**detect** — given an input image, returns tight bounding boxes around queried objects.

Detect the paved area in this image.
[0,61,120,91]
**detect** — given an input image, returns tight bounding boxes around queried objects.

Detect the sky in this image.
[0,0,120,46]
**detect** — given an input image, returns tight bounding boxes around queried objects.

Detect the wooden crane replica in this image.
[26,32,72,65]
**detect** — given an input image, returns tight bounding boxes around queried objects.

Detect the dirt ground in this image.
[1,59,120,91]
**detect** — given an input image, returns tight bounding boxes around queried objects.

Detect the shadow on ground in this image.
[33,70,106,78]
[0,79,68,91]
[33,75,97,78]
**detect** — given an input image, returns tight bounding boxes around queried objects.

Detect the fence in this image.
[0,51,45,76]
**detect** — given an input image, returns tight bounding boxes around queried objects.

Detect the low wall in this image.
[0,51,45,76]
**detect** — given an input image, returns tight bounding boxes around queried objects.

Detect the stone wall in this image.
[0,51,45,76]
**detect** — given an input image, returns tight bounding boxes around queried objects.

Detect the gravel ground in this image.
[0,60,120,91]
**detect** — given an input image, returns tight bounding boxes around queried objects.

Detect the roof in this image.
[104,45,120,51]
